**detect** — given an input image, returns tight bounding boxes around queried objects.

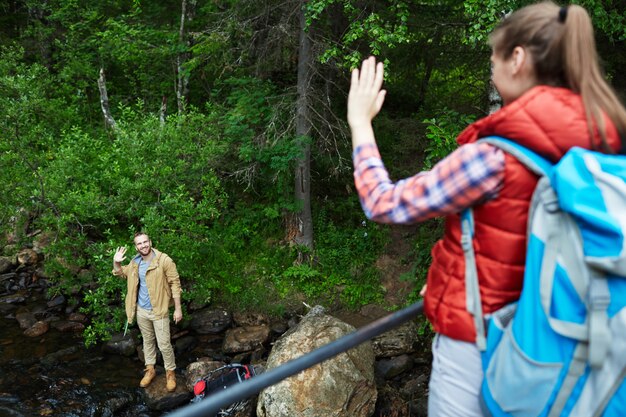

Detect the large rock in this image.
[189,309,232,334]
[52,320,85,333]
[104,333,138,357]
[24,320,49,337]
[223,325,270,353]
[185,359,226,390]
[371,321,419,358]
[142,372,192,411]
[233,311,270,327]
[257,306,377,417]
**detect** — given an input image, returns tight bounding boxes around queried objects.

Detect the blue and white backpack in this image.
[461,137,626,417]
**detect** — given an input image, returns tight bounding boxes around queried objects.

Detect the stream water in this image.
[0,294,160,417]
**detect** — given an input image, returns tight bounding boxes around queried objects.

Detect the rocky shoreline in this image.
[0,243,432,416]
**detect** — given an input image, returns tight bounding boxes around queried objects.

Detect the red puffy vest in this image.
[424,86,622,342]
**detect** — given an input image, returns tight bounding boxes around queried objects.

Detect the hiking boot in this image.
[139,365,156,388]
[166,370,176,392]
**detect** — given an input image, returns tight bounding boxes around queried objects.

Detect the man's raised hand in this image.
[113,246,127,264]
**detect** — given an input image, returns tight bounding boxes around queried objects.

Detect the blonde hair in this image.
[489,2,626,152]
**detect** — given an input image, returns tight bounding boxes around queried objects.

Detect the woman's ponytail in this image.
[562,5,626,152]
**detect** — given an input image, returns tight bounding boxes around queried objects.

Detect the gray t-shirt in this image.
[137,258,153,310]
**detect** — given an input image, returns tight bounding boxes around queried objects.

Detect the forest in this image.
[1,0,625,346]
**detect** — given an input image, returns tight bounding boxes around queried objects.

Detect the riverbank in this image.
[0,244,432,416]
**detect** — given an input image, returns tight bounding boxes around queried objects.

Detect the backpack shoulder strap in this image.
[462,136,554,351]
[478,136,553,177]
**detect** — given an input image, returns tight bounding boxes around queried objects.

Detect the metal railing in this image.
[166,300,424,417]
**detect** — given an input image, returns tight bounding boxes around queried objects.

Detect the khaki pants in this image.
[136,306,176,371]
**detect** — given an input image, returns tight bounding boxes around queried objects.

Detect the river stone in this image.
[0,272,16,283]
[142,373,192,411]
[375,354,414,380]
[68,312,87,323]
[46,294,66,308]
[24,320,49,337]
[223,325,270,353]
[52,320,85,333]
[17,249,38,266]
[40,346,78,366]
[0,257,14,274]
[185,359,225,390]
[233,311,270,327]
[15,310,37,329]
[189,309,232,334]
[256,306,377,417]
[371,320,419,358]
[0,294,25,304]
[100,391,135,417]
[104,333,137,357]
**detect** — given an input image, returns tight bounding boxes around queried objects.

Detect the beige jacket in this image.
[112,249,182,323]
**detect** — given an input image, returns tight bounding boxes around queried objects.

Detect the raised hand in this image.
[113,246,127,264]
[347,56,387,130]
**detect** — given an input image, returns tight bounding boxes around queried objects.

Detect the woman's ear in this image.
[510,46,528,76]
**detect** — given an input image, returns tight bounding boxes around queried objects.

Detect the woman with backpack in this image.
[348,2,626,415]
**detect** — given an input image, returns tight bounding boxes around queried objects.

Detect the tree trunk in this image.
[97,68,117,131]
[176,0,196,114]
[290,1,314,260]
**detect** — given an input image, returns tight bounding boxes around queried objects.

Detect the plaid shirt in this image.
[353,142,505,223]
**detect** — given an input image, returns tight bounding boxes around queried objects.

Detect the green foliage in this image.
[2,0,623,348]
[422,110,475,169]
[308,0,414,70]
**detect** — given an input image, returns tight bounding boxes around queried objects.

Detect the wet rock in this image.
[52,320,85,333]
[174,335,197,356]
[256,306,377,417]
[40,346,78,366]
[185,359,226,390]
[375,354,414,380]
[223,325,270,354]
[104,333,137,357]
[142,372,192,411]
[68,312,87,323]
[24,320,49,337]
[0,272,16,283]
[233,311,270,327]
[15,310,37,329]
[371,320,420,358]
[46,294,66,309]
[0,294,25,305]
[0,405,24,416]
[16,249,39,266]
[100,391,135,417]
[189,309,232,334]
